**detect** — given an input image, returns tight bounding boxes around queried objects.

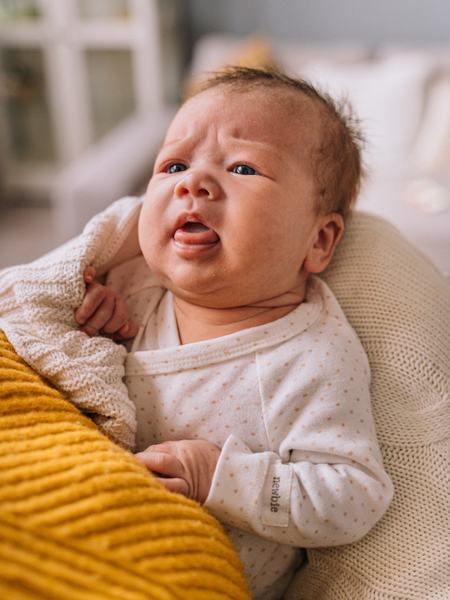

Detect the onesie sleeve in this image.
[204,322,394,548]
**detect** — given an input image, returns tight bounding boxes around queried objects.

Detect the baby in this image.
[75,67,393,599]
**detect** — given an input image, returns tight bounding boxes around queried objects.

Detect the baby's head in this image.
[139,67,364,308]
[197,67,364,220]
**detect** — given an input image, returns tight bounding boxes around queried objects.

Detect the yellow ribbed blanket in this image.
[0,331,250,600]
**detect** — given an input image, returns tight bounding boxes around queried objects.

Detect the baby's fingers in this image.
[101,295,133,336]
[83,266,96,284]
[80,291,115,335]
[74,283,109,326]
[135,450,185,479]
[114,319,139,341]
[155,477,190,498]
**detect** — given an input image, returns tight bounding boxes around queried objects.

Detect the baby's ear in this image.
[303,213,344,274]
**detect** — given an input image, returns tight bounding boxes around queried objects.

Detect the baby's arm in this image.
[204,338,393,548]
[75,267,138,340]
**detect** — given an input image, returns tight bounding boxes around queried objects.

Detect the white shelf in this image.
[0,0,183,200]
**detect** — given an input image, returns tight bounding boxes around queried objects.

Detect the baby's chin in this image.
[165,281,243,309]
[164,277,306,312]
[143,263,225,306]
[144,252,308,309]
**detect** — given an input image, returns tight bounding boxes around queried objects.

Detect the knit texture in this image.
[285,213,450,600]
[1,200,448,599]
[0,196,144,450]
[0,331,250,600]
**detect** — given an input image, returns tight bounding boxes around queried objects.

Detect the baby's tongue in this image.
[183,222,209,233]
[174,222,219,244]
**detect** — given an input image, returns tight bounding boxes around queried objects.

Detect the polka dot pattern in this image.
[117,274,393,599]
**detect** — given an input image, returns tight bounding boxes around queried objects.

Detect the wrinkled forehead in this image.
[164,86,321,156]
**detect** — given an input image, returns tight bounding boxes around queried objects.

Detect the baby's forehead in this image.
[167,85,321,153]
[188,84,317,122]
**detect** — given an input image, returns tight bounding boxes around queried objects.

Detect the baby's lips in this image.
[173,227,219,245]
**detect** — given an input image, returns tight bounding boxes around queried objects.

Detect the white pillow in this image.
[276,40,369,72]
[189,34,369,79]
[410,74,450,173]
[300,55,431,174]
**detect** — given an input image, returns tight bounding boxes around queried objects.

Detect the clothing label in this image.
[261,462,292,527]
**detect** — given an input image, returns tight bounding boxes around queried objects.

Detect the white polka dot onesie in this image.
[108,257,393,600]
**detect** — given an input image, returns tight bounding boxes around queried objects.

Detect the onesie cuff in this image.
[204,434,291,532]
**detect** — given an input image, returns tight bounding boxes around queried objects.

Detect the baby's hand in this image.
[75,266,139,339]
[135,439,221,504]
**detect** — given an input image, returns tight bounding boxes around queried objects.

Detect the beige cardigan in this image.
[0,196,144,449]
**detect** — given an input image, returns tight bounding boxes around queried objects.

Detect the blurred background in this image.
[0,0,449,274]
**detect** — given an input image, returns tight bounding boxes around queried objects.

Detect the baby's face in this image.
[139,86,324,308]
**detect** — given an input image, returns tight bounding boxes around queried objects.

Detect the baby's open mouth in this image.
[181,222,210,233]
[173,220,220,246]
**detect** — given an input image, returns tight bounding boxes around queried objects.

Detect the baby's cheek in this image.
[138,204,161,250]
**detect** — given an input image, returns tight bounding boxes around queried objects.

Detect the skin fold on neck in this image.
[172,281,307,344]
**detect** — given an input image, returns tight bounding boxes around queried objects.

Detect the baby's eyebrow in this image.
[159,138,185,150]
[225,139,287,167]
[162,134,278,150]
[158,136,285,168]
[227,137,275,151]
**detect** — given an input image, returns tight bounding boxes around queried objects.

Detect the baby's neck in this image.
[172,286,306,345]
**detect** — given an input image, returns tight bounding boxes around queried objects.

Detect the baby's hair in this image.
[195,66,365,219]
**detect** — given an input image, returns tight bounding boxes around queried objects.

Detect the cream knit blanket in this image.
[287,212,450,599]
[0,196,143,449]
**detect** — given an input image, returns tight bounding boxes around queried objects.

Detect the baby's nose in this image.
[174,171,220,200]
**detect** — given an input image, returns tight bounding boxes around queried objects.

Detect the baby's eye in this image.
[166,163,187,174]
[232,164,258,176]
